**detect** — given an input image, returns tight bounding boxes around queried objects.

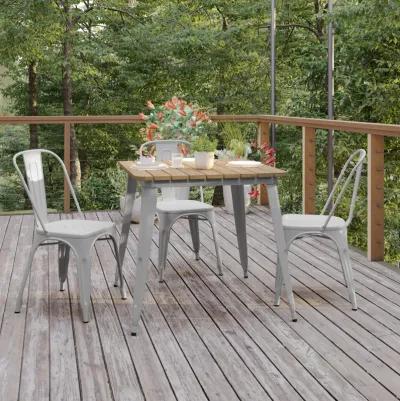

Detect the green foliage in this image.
[220,123,247,148]
[78,168,126,211]
[0,0,399,262]
[228,139,249,159]
[192,136,218,153]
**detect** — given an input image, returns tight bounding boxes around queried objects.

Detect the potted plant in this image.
[192,136,217,169]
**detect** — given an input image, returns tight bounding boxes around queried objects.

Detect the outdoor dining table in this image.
[118,159,297,335]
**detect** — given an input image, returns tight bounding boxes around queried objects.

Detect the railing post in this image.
[257,121,270,205]
[368,133,384,261]
[302,126,316,214]
[64,122,71,213]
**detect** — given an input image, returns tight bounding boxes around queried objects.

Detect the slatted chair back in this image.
[13,149,81,231]
[321,149,366,230]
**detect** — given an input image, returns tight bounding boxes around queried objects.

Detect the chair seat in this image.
[40,219,114,239]
[282,214,346,231]
[157,200,214,214]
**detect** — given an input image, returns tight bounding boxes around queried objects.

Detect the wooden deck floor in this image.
[1,206,400,401]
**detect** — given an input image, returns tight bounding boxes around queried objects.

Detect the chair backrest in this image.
[140,140,195,201]
[321,149,366,230]
[13,149,81,231]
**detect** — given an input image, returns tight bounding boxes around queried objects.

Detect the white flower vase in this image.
[194,152,215,169]
[223,185,251,214]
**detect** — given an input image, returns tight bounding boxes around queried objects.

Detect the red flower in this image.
[248,188,260,199]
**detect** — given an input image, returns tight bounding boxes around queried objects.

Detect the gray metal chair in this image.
[275,149,366,310]
[13,149,126,322]
[139,140,223,282]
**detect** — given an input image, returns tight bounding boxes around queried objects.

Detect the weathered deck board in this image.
[1,207,400,401]
[0,215,31,401]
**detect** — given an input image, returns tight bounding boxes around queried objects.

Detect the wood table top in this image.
[118,159,286,183]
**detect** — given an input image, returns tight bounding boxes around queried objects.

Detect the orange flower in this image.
[146,127,154,141]
[147,100,155,109]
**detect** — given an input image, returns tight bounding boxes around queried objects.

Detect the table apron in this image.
[139,177,278,189]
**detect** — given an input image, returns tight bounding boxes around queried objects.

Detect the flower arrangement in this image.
[139,97,212,141]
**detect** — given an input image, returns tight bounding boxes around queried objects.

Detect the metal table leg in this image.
[231,185,248,278]
[266,183,297,321]
[118,177,137,270]
[131,185,157,335]
[115,177,137,298]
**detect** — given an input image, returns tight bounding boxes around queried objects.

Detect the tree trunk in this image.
[28,60,38,149]
[62,0,81,188]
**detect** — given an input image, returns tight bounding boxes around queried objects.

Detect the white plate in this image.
[227,160,261,167]
[134,161,168,170]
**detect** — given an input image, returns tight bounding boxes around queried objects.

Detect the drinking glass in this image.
[171,153,183,168]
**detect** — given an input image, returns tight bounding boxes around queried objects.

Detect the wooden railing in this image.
[1,114,399,262]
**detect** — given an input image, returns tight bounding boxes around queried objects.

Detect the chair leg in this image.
[15,235,41,313]
[110,235,126,299]
[188,216,200,260]
[274,256,283,306]
[158,214,171,283]
[58,243,70,291]
[208,212,223,276]
[335,233,358,310]
[77,253,92,323]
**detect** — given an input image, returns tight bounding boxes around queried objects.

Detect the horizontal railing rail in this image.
[0,113,397,261]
